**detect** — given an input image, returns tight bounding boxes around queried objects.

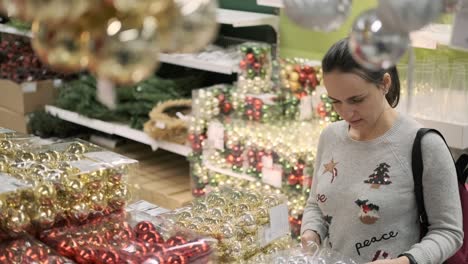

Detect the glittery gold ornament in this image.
[220,223,235,239]
[5,209,30,233]
[112,0,172,15]
[86,14,160,84]
[254,206,269,225]
[0,161,8,172]
[69,202,90,222]
[31,206,56,228]
[16,150,35,161]
[177,211,192,221]
[31,20,89,72]
[36,152,54,163]
[193,202,208,213]
[66,142,88,154]
[3,0,92,23]
[88,192,107,211]
[168,0,218,53]
[239,213,257,234]
[0,140,13,153]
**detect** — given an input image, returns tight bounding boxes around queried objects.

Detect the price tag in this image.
[0,173,31,193]
[207,121,225,150]
[155,121,166,129]
[450,2,468,51]
[258,203,290,246]
[21,82,37,93]
[262,164,283,188]
[261,155,273,169]
[127,200,170,216]
[299,95,313,120]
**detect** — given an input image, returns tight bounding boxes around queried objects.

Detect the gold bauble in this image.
[0,140,13,152]
[5,209,30,234]
[66,142,87,154]
[254,206,269,225]
[168,0,219,53]
[87,14,160,84]
[16,150,35,161]
[31,206,56,229]
[289,81,301,92]
[69,202,90,222]
[31,20,89,72]
[36,152,53,163]
[34,183,56,204]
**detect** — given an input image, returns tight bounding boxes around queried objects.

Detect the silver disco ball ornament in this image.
[349,9,410,70]
[376,0,443,32]
[284,0,352,32]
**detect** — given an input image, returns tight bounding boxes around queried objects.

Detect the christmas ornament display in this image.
[39,212,216,264]
[3,0,219,86]
[0,138,136,239]
[316,93,342,124]
[280,59,321,98]
[168,188,290,262]
[376,0,443,32]
[0,236,72,264]
[238,42,273,94]
[284,0,352,32]
[349,9,410,70]
[267,242,358,264]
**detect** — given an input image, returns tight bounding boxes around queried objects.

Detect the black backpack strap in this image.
[412,128,450,233]
[455,153,468,184]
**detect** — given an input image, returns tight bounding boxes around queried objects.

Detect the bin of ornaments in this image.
[238,42,272,94]
[39,210,218,264]
[0,139,137,238]
[166,188,291,262]
[317,93,342,124]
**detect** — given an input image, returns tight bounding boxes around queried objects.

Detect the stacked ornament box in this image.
[0,128,137,241]
[164,188,291,263]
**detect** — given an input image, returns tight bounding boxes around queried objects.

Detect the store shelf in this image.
[410,24,452,50]
[204,161,257,182]
[217,8,279,32]
[0,24,32,38]
[159,53,238,75]
[257,0,283,8]
[414,116,468,149]
[45,105,192,156]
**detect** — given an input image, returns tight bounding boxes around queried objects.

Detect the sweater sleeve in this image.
[300,127,329,241]
[404,133,464,264]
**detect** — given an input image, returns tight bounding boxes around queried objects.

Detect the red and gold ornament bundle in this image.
[280,59,321,98]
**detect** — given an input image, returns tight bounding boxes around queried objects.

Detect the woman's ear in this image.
[383,73,392,93]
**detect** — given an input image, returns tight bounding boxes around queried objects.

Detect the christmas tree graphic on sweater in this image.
[364,163,392,189]
[355,199,380,224]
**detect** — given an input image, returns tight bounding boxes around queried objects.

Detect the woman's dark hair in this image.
[322,38,400,108]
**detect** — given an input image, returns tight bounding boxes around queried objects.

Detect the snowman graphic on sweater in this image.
[355,199,380,224]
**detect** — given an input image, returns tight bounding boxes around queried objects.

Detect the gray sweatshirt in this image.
[301,114,463,264]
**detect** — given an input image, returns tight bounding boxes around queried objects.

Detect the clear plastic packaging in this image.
[39,211,218,264]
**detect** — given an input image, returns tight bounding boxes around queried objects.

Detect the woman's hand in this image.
[366,256,410,264]
[301,229,321,248]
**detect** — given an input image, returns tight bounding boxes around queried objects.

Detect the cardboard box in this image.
[0,106,29,133]
[0,79,57,114]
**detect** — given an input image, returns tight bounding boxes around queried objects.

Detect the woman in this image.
[301,38,463,264]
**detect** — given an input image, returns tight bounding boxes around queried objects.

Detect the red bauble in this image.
[97,249,121,264]
[217,93,225,103]
[222,102,232,114]
[136,230,164,244]
[288,174,298,185]
[56,238,78,258]
[148,243,166,254]
[253,62,261,69]
[76,247,97,264]
[299,72,307,83]
[166,236,187,247]
[308,74,318,87]
[130,241,149,256]
[48,256,66,264]
[118,227,135,241]
[294,65,302,73]
[239,60,247,69]
[303,65,314,74]
[142,253,164,264]
[135,221,156,234]
[165,252,188,264]
[25,246,48,262]
[246,53,255,63]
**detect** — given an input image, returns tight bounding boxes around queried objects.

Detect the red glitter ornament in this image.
[56,238,78,257]
[165,252,188,264]
[25,246,48,262]
[75,247,96,264]
[166,236,187,247]
[136,230,164,244]
[134,221,156,234]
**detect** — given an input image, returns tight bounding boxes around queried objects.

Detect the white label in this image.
[261,155,273,169]
[53,79,62,88]
[21,82,37,93]
[97,78,117,110]
[84,151,137,166]
[127,200,170,216]
[154,121,166,129]
[207,121,225,150]
[450,2,468,51]
[259,203,289,247]
[262,165,283,188]
[299,95,313,120]
[0,173,31,194]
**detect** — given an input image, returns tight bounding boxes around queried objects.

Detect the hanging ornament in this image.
[87,14,160,84]
[3,0,92,23]
[376,0,443,32]
[31,21,89,73]
[349,9,410,70]
[168,0,219,53]
[284,0,352,32]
